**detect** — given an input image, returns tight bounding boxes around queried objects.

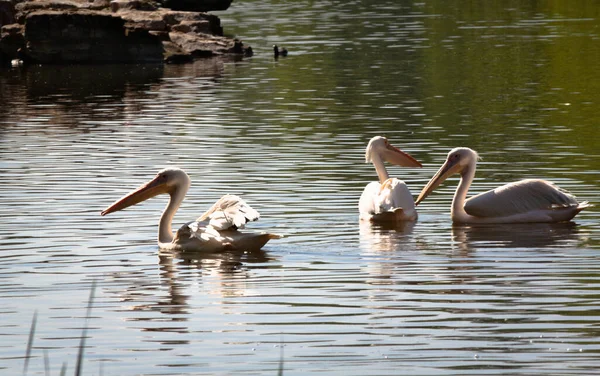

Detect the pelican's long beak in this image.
[415,157,461,206]
[383,144,422,168]
[101,175,169,216]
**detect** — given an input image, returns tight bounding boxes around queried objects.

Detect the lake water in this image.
[1,1,599,375]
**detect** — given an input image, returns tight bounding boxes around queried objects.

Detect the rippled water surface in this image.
[1,1,599,375]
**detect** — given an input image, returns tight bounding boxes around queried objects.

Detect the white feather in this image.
[187,221,222,241]
[197,194,260,230]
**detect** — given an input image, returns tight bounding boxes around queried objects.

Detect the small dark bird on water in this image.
[273,45,288,58]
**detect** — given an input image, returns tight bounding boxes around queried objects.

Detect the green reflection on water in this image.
[219,0,599,184]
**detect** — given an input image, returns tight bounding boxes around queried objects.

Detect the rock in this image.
[15,1,83,23]
[167,33,250,58]
[163,40,193,63]
[1,23,23,37]
[0,0,248,65]
[25,10,164,63]
[0,23,24,61]
[161,10,222,35]
[119,9,168,31]
[0,0,16,28]
[171,20,213,34]
[169,30,225,57]
[109,0,158,12]
[117,8,222,35]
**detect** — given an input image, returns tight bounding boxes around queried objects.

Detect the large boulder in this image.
[24,10,164,63]
[0,0,249,65]
[0,0,16,28]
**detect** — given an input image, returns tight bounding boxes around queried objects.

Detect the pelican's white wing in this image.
[359,178,416,220]
[185,221,223,241]
[197,194,260,230]
[464,179,580,218]
[359,181,382,218]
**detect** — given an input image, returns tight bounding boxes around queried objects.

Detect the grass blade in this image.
[43,349,50,376]
[277,338,284,376]
[23,311,37,376]
[74,281,96,376]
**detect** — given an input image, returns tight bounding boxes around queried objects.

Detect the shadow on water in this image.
[0,58,239,130]
[21,64,163,102]
[0,64,162,131]
[108,247,275,322]
[2,57,239,102]
[359,218,585,258]
[160,247,273,279]
[451,221,582,250]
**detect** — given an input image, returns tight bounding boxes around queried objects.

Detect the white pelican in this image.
[101,167,280,252]
[415,147,590,224]
[359,136,423,222]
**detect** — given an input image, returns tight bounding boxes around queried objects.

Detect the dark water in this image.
[1,1,599,375]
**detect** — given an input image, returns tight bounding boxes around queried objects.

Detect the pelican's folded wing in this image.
[197,194,260,230]
[464,179,580,217]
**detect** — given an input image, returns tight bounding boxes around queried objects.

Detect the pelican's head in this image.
[101,167,191,216]
[365,136,422,167]
[415,147,479,206]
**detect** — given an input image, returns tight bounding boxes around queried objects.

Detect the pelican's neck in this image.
[158,181,189,244]
[372,154,389,184]
[452,161,476,221]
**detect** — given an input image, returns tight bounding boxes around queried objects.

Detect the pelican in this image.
[415,147,590,223]
[101,168,280,252]
[359,136,423,222]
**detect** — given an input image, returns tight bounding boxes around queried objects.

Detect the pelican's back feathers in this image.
[464,179,580,218]
[359,178,417,221]
[197,194,260,230]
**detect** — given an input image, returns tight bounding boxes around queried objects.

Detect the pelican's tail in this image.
[232,232,282,251]
[576,201,592,212]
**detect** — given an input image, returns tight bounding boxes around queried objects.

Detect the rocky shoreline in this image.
[0,0,252,65]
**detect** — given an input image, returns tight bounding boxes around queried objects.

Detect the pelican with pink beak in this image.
[101,168,280,252]
[415,147,590,223]
[359,136,423,222]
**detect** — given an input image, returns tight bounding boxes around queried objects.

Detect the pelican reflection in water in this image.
[101,168,280,252]
[452,222,581,251]
[359,136,422,222]
[416,147,590,224]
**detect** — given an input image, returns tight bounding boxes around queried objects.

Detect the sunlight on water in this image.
[1,1,599,375]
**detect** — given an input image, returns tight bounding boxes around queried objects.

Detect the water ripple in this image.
[1,1,600,375]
